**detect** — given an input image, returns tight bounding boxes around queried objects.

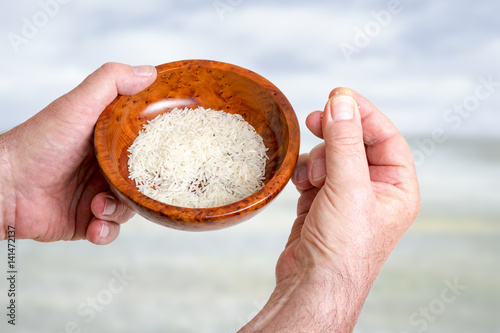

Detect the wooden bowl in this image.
[94,60,300,231]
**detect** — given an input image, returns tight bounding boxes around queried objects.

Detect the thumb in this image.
[322,94,371,193]
[50,62,157,128]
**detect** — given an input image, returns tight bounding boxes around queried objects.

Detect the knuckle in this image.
[326,131,365,164]
[99,62,120,75]
[331,133,364,147]
[115,204,135,223]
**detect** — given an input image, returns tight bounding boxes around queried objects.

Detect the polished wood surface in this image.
[94,59,300,231]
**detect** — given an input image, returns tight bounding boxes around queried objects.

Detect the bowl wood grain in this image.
[94,59,300,231]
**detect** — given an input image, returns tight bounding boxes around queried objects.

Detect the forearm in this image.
[239,272,372,333]
[0,130,14,241]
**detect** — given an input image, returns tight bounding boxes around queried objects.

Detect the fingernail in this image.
[311,158,326,182]
[132,65,155,77]
[99,222,110,238]
[294,165,309,183]
[328,96,356,121]
[103,196,117,216]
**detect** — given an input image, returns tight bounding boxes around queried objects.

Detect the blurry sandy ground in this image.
[1,138,499,333]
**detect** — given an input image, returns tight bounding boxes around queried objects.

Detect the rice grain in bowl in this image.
[127,106,269,208]
[94,59,300,231]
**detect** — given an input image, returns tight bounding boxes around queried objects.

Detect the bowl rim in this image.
[94,59,300,224]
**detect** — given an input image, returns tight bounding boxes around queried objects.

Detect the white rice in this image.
[127,107,269,208]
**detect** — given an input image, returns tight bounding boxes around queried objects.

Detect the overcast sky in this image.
[1,0,499,151]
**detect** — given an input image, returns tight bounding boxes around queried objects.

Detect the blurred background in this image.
[1,0,499,332]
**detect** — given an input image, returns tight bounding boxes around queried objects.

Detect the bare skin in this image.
[0,63,157,244]
[0,64,420,331]
[239,89,420,332]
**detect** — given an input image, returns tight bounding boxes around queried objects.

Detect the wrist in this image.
[239,269,372,333]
